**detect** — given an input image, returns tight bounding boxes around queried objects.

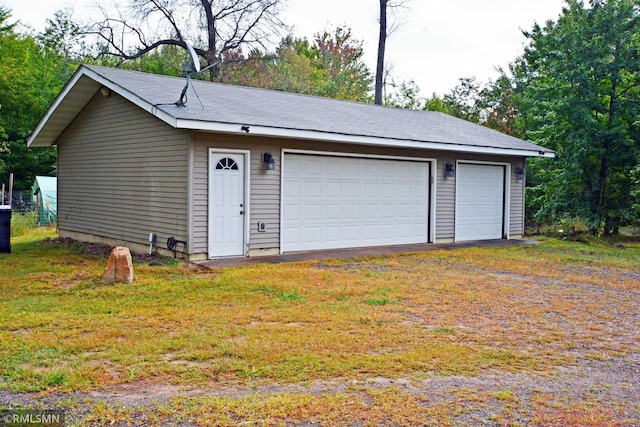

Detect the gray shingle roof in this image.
[28,65,553,157]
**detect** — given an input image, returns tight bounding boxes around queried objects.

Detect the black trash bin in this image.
[0,205,11,253]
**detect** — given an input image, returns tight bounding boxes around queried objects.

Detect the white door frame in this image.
[280,149,436,253]
[208,148,251,257]
[454,160,511,242]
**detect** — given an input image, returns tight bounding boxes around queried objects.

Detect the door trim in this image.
[280,149,436,253]
[208,148,251,258]
[454,160,511,242]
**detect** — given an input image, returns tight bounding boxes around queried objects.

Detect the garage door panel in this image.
[323,181,339,197]
[363,204,379,218]
[344,226,361,240]
[283,204,301,220]
[303,158,323,175]
[365,183,380,197]
[395,206,410,219]
[363,225,380,238]
[344,182,360,196]
[305,181,323,197]
[397,224,413,237]
[377,184,392,197]
[325,227,341,241]
[305,204,322,220]
[455,164,505,242]
[318,204,333,218]
[283,154,430,252]
[283,180,302,197]
[396,183,413,197]
[304,227,323,242]
[282,226,299,241]
[344,204,360,218]
[380,204,396,219]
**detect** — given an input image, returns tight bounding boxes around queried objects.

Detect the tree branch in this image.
[83,0,286,76]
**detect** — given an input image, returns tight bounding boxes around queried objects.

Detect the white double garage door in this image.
[281,153,506,252]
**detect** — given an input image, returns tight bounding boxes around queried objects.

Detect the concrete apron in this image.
[196,239,540,268]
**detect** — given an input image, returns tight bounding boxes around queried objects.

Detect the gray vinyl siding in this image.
[509,158,525,236]
[57,91,190,250]
[191,134,528,256]
[435,155,456,239]
[248,148,282,248]
[191,137,208,252]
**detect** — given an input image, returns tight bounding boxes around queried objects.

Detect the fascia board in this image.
[175,119,556,158]
[27,67,179,147]
[81,68,179,128]
[27,69,88,147]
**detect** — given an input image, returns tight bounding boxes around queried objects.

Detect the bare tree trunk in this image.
[601,41,621,236]
[375,0,387,105]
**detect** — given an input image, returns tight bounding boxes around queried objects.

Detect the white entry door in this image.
[455,163,505,241]
[209,151,246,257]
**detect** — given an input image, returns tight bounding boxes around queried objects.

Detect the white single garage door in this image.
[455,163,506,241]
[282,154,430,252]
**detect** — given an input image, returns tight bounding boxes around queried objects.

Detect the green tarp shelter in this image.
[32,176,57,226]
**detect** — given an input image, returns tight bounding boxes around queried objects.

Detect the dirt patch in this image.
[42,237,175,265]
[1,354,638,425]
[315,260,403,273]
[86,381,186,406]
[52,279,82,289]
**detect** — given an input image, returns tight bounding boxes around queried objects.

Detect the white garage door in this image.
[455,163,506,242]
[282,154,430,252]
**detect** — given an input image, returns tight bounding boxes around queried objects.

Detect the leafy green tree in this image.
[312,27,373,102]
[1,8,53,189]
[477,68,524,138]
[423,93,450,114]
[0,8,82,190]
[218,38,319,94]
[519,0,640,234]
[268,38,320,94]
[103,44,189,77]
[630,164,640,223]
[384,80,424,109]
[443,77,482,123]
[218,28,373,102]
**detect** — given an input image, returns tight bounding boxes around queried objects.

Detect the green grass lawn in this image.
[1,228,638,425]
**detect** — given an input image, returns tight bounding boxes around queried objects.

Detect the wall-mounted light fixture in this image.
[262,152,275,171]
[444,162,455,178]
[514,167,525,181]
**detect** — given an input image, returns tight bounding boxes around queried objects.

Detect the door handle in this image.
[240,210,245,215]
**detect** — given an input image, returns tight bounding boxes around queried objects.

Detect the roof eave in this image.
[27,68,88,147]
[175,118,556,158]
[27,66,178,148]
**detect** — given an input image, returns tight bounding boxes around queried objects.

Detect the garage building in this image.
[27,65,553,260]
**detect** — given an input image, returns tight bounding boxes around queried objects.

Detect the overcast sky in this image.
[2,0,566,96]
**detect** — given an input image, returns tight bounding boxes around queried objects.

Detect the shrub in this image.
[10,211,38,237]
